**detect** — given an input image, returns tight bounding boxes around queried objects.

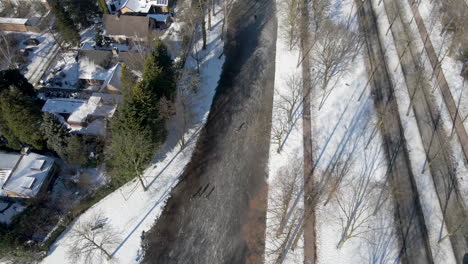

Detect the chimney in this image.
[112,47,119,56]
[21,147,30,156]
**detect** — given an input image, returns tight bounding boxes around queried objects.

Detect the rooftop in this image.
[103,14,154,39]
[0,152,55,198]
[0,17,28,25]
[41,98,87,114]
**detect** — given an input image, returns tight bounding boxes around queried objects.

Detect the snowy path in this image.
[40,6,226,264]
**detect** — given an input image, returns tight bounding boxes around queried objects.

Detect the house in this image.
[108,0,172,14]
[0,150,56,199]
[78,49,146,89]
[41,93,123,136]
[78,49,115,88]
[0,16,47,32]
[103,14,156,44]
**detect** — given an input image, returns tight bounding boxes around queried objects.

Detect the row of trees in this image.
[106,41,177,190]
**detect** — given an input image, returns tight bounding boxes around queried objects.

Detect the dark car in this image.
[24,38,40,46]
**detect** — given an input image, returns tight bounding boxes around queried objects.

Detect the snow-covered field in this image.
[40,6,225,264]
[372,0,457,262]
[265,0,400,263]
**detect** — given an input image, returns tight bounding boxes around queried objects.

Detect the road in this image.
[141,0,277,262]
[355,1,434,263]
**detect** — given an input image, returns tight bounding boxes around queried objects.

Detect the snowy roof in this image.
[147,14,171,23]
[68,99,99,124]
[1,152,55,198]
[0,153,21,170]
[92,92,123,105]
[122,0,169,13]
[0,17,28,25]
[103,14,153,39]
[79,57,112,81]
[41,99,87,114]
[101,63,121,91]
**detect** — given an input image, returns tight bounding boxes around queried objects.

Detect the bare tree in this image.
[173,69,200,149]
[0,32,19,69]
[266,157,303,262]
[312,21,361,92]
[334,145,384,248]
[363,215,399,264]
[221,0,235,40]
[271,113,289,153]
[191,40,203,74]
[309,0,331,32]
[280,0,303,50]
[275,72,302,125]
[67,212,120,264]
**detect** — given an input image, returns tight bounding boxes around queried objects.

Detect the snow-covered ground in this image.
[21,31,58,85]
[41,50,79,89]
[414,0,468,205]
[417,0,467,132]
[265,0,400,263]
[264,0,304,262]
[312,0,398,263]
[372,0,457,262]
[40,6,225,264]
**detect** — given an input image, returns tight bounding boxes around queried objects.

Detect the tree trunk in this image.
[208,8,212,30]
[202,12,207,49]
[138,175,147,191]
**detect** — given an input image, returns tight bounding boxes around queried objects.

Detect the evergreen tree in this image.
[41,113,69,160]
[120,64,137,97]
[97,0,109,14]
[139,41,176,100]
[65,0,99,28]
[106,41,176,188]
[0,86,45,149]
[47,0,80,46]
[0,69,35,96]
[66,135,87,165]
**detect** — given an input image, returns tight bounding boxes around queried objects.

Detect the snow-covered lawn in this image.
[372,0,457,262]
[40,6,225,264]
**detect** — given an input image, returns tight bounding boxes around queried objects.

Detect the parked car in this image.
[24,38,40,46]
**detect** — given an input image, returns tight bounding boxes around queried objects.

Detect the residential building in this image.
[41,93,123,136]
[108,0,173,14]
[0,150,56,199]
[103,14,156,44]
